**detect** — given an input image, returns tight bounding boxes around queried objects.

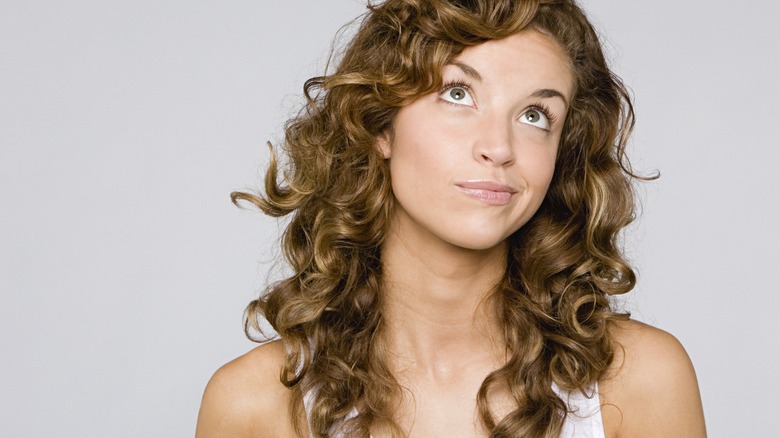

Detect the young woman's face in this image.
[379,29,574,252]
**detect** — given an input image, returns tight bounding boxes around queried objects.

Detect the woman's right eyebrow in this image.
[448,61,483,81]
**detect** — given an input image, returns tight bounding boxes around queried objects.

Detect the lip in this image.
[455,180,518,205]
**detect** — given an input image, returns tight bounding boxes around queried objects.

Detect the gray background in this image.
[1,1,778,436]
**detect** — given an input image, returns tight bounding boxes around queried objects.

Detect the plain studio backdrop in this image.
[1,1,778,436]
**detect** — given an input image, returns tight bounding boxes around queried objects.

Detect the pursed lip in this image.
[454,180,518,205]
[455,180,518,193]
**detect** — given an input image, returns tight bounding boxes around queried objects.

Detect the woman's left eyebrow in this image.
[531,88,568,107]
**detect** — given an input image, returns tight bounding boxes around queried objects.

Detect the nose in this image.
[472,115,514,167]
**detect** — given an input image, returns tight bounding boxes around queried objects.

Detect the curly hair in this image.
[232,0,639,436]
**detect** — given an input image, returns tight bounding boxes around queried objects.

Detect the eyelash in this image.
[440,80,558,129]
[528,102,557,128]
[441,80,472,92]
[439,80,474,103]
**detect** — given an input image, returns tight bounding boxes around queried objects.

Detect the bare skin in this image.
[196,30,705,438]
[195,320,705,437]
[599,320,707,437]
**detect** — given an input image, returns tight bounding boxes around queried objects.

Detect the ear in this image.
[375,130,391,159]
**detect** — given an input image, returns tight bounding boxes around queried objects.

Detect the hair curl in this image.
[233,0,640,436]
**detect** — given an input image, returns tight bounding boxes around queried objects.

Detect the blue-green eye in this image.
[520,108,550,130]
[440,85,475,106]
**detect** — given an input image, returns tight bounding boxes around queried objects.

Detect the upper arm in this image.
[600,320,706,438]
[195,341,299,438]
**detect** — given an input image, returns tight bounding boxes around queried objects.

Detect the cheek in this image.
[387,142,452,202]
[520,145,558,191]
[388,123,457,177]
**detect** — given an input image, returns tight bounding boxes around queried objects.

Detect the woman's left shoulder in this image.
[599,319,707,438]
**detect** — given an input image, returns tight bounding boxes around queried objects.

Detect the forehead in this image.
[449,29,575,100]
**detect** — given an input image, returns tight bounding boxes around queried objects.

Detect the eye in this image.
[520,108,551,130]
[440,85,475,106]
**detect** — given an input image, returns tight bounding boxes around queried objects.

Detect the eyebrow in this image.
[531,88,568,107]
[447,61,569,107]
[448,61,483,81]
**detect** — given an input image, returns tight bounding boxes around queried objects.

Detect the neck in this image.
[380,224,508,381]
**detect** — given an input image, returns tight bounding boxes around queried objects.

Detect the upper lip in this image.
[455,180,518,193]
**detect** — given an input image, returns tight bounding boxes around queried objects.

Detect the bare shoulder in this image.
[195,340,301,438]
[599,319,706,438]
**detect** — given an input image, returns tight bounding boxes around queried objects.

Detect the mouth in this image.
[455,180,517,206]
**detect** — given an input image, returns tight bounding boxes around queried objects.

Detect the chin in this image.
[443,231,513,252]
[439,216,529,251]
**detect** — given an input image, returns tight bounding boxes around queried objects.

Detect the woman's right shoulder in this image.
[195,340,302,438]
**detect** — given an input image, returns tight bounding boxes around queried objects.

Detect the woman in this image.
[196,0,706,436]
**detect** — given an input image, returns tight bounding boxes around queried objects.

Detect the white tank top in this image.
[302,381,605,437]
[553,382,605,438]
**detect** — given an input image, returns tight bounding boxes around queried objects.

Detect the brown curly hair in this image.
[232,0,639,436]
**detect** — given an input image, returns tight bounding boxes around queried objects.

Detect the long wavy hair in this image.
[233,0,639,436]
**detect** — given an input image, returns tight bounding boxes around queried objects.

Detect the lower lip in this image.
[456,187,513,205]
